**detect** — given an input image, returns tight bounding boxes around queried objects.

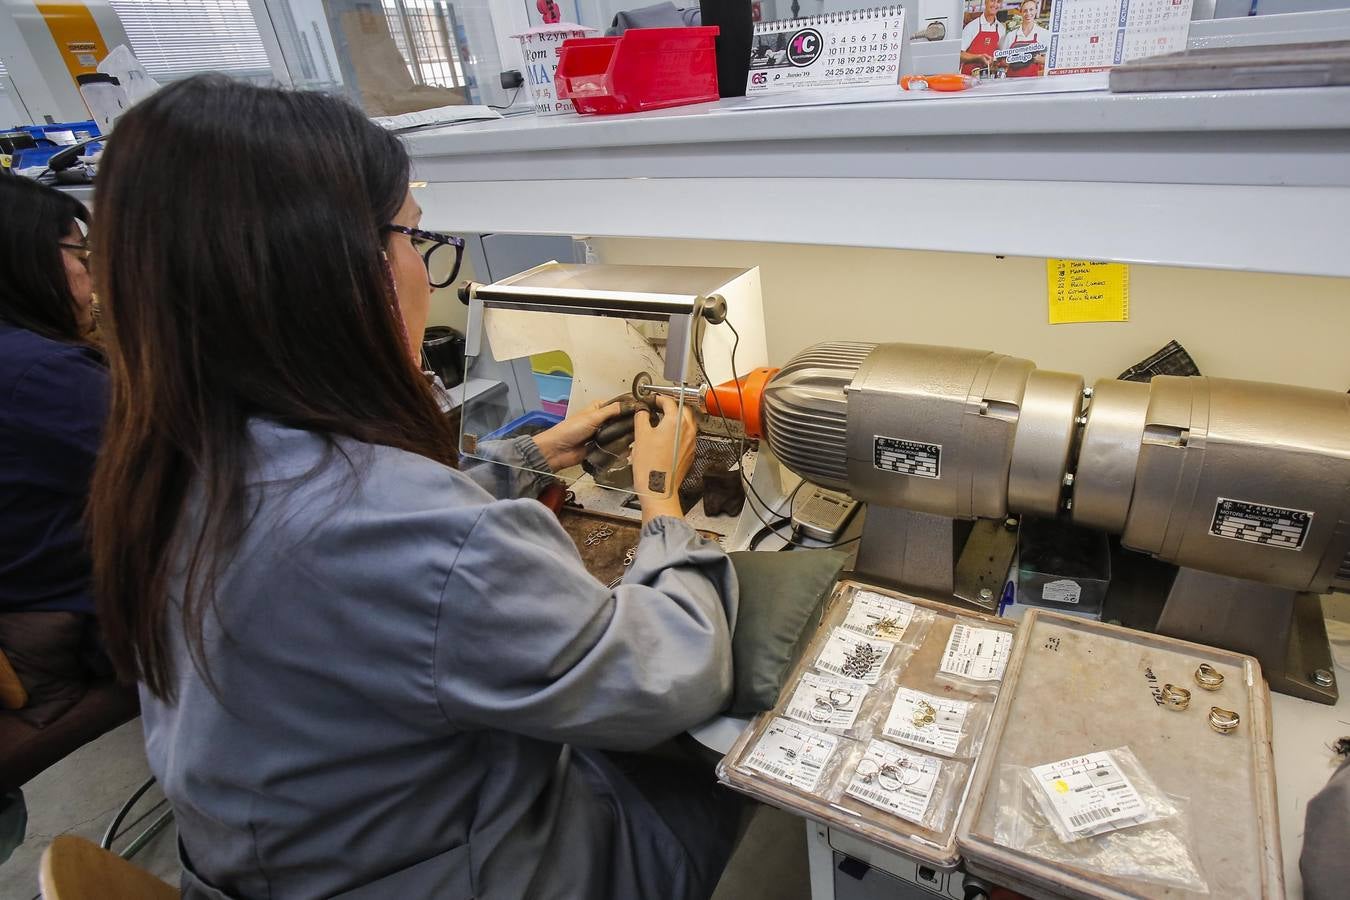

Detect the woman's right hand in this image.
[630,396,698,523]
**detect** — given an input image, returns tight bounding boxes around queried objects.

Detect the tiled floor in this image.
[0,721,810,900]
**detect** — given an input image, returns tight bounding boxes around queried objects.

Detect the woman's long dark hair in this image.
[89,76,459,701]
[0,176,90,341]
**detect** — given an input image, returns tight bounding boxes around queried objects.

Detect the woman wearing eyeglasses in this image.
[88,77,741,900]
[0,178,117,725]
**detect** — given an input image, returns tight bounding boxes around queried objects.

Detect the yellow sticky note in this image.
[1047,260,1130,324]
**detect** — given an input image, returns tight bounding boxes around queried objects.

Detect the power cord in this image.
[489,87,522,111]
[693,319,862,551]
[746,479,805,550]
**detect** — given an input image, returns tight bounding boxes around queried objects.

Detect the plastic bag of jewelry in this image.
[931,617,1015,696]
[780,670,884,740]
[870,685,994,760]
[811,626,913,687]
[992,747,1208,893]
[738,715,857,799]
[832,739,970,834]
[836,585,935,649]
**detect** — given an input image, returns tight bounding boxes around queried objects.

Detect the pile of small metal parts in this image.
[1160,663,1240,734]
[911,699,938,729]
[605,546,639,589]
[841,642,884,680]
[583,525,615,547]
[868,616,905,639]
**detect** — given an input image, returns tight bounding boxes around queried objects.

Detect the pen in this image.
[900,73,979,92]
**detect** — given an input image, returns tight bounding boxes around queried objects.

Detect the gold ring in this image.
[1209,706,1240,734]
[1195,663,1224,691]
[912,700,938,727]
[1161,684,1191,711]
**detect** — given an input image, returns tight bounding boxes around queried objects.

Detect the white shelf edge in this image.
[415,178,1350,279]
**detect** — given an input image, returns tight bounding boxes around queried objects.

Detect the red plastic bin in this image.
[555,26,720,115]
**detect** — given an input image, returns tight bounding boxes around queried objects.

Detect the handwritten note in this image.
[1047,260,1129,324]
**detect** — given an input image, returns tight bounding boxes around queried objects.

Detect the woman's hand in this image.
[531,401,624,471]
[631,396,698,523]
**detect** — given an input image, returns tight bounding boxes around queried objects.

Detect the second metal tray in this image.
[956,610,1282,899]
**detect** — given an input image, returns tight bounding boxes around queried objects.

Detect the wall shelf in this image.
[408,70,1350,277]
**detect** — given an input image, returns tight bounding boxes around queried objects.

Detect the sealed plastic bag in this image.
[993,746,1208,893]
[834,739,969,833]
[740,715,854,797]
[933,617,1014,695]
[838,587,933,648]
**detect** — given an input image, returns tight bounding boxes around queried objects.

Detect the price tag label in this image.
[815,627,895,684]
[1031,752,1148,838]
[842,591,915,640]
[745,716,839,793]
[784,672,867,730]
[939,624,1012,682]
[845,740,941,823]
[883,688,971,757]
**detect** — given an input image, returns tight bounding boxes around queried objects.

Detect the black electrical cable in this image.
[745,479,805,550]
[693,320,861,551]
[489,87,522,111]
[748,517,792,551]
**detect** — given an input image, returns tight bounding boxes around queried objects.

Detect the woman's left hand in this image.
[531,401,625,471]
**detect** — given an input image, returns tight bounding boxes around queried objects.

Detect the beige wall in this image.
[571,238,1350,392]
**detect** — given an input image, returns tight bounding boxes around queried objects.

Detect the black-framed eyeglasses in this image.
[58,242,92,270]
[382,225,465,290]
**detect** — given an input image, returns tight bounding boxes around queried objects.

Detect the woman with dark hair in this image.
[89,75,740,900]
[0,177,113,719]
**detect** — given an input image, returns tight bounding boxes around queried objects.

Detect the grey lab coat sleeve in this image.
[1301,754,1350,900]
[460,436,555,500]
[434,498,739,751]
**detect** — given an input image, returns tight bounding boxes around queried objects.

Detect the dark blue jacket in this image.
[0,322,107,614]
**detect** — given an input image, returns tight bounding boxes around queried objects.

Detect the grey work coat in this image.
[140,420,739,900]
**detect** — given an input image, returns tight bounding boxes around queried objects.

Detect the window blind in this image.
[107,0,271,81]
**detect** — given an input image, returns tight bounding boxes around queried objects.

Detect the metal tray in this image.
[558,507,719,585]
[956,610,1282,899]
[718,579,1015,869]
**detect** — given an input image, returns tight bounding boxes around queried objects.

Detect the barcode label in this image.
[815,627,895,684]
[1031,750,1148,838]
[882,688,971,756]
[841,591,916,640]
[784,672,867,730]
[844,739,941,823]
[744,717,839,793]
[939,623,1012,682]
[1069,806,1115,829]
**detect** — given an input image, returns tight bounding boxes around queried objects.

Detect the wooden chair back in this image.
[39,834,178,900]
